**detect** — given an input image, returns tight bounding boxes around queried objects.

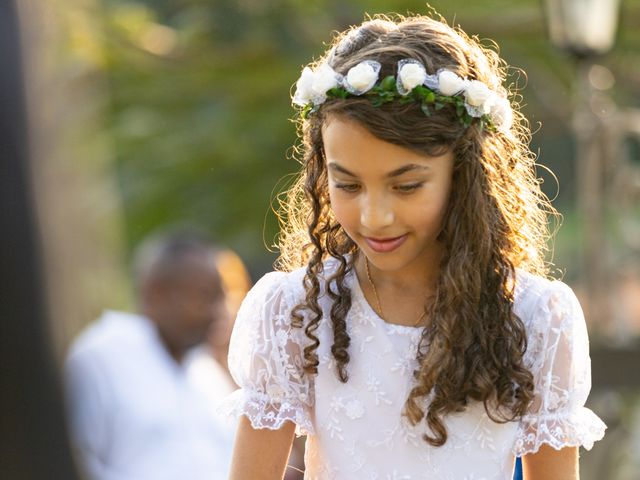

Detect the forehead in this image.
[157,251,220,285]
[179,252,220,276]
[321,115,452,175]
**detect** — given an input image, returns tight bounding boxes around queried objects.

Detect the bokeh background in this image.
[13,0,640,478]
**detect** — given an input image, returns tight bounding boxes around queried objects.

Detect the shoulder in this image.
[514,270,588,361]
[245,256,344,311]
[242,268,305,312]
[66,310,151,366]
[514,269,583,327]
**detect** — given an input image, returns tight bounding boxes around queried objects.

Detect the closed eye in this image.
[394,183,424,194]
[334,183,361,193]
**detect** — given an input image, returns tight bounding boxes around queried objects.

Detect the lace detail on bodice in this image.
[220,262,606,479]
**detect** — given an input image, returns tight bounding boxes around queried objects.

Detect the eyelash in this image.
[394,183,423,193]
[335,183,361,193]
[334,183,424,194]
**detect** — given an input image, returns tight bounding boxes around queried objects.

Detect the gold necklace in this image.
[364,257,427,327]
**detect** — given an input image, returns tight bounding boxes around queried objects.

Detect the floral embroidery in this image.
[366,370,394,406]
[385,470,412,480]
[324,415,344,441]
[221,263,606,479]
[359,335,375,353]
[344,399,365,419]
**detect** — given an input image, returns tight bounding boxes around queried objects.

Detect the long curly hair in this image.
[276,14,557,447]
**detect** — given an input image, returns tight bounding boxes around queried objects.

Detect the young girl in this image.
[221,14,606,480]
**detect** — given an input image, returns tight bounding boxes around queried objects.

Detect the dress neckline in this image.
[349,267,425,335]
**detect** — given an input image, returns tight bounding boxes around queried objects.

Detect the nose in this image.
[360,193,394,231]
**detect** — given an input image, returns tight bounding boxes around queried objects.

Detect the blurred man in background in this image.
[65,231,235,480]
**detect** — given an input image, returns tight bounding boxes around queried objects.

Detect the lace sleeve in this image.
[218,271,314,436]
[513,281,606,456]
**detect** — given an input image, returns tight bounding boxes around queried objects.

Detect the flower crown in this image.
[292,59,512,132]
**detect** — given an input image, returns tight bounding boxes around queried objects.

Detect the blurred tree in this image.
[43,3,640,478]
[24,0,131,347]
[92,0,639,280]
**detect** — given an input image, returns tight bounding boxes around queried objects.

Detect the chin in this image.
[366,246,436,271]
[371,256,415,272]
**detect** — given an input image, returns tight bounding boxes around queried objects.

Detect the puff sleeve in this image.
[219,271,315,436]
[513,281,606,456]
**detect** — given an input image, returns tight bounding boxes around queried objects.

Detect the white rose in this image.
[398,63,426,93]
[346,61,379,93]
[464,80,492,108]
[311,64,339,97]
[490,96,513,130]
[292,66,315,105]
[437,70,466,96]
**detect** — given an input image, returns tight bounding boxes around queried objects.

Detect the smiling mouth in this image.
[363,235,408,253]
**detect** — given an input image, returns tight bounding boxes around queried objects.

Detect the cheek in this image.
[328,190,356,227]
[413,204,447,230]
[407,190,451,228]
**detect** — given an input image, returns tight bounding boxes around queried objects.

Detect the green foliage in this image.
[315,78,492,130]
[93,0,640,273]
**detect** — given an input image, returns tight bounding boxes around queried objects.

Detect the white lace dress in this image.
[220,260,606,479]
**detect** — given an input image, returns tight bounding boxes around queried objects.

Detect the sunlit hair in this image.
[276,13,558,447]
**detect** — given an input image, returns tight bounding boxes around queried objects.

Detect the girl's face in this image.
[323,115,454,274]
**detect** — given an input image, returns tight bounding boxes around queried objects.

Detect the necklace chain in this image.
[364,257,427,327]
[364,256,384,318]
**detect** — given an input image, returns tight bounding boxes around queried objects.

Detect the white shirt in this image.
[65,311,235,480]
[220,259,606,480]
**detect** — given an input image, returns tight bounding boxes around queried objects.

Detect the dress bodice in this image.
[221,260,606,479]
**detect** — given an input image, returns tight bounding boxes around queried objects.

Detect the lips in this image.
[363,234,408,253]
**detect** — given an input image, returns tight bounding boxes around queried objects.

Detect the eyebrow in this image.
[327,162,430,178]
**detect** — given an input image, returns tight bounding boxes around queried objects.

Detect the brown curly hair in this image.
[276,13,557,447]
